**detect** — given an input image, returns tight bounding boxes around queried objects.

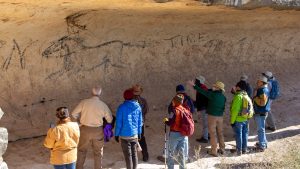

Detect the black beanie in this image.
[236,81,247,91]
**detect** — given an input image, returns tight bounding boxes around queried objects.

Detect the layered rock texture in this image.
[0,0,299,141]
[0,109,8,169]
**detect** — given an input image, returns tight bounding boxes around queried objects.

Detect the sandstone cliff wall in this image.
[0,4,299,140]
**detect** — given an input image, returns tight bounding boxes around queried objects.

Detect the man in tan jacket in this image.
[72,87,113,169]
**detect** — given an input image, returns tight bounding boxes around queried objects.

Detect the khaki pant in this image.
[208,115,225,155]
[76,126,104,169]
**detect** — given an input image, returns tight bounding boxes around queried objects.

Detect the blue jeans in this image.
[168,131,187,169]
[233,121,249,152]
[184,138,189,160]
[54,162,76,169]
[254,114,268,149]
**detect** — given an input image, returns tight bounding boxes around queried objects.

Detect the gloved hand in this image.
[103,124,114,142]
[138,134,141,141]
[163,118,169,123]
[231,123,235,128]
[115,136,119,143]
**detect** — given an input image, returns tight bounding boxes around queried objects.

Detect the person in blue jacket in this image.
[115,88,143,169]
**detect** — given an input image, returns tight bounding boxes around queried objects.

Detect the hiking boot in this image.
[266,126,276,132]
[230,149,236,153]
[237,151,242,156]
[207,150,218,157]
[254,146,265,152]
[255,142,268,149]
[157,156,166,162]
[218,149,225,155]
[196,137,209,143]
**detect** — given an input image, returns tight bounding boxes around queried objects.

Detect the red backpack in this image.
[179,107,194,136]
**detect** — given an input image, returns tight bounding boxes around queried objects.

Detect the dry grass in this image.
[193,135,300,169]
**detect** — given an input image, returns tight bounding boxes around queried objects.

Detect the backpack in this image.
[239,94,254,119]
[182,95,195,113]
[180,107,194,136]
[269,80,280,100]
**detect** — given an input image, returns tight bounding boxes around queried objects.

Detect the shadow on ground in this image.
[249,128,300,142]
[214,162,272,169]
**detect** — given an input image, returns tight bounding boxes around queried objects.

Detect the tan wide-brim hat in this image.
[213,81,225,92]
[262,71,273,79]
[258,76,268,84]
[132,84,143,95]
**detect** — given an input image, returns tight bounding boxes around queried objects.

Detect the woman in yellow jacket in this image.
[44,107,80,169]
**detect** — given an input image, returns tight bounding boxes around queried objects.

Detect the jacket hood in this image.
[122,100,141,111]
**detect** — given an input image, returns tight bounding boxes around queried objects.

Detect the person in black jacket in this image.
[132,84,149,162]
[194,75,210,143]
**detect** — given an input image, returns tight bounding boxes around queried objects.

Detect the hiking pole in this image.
[164,123,167,169]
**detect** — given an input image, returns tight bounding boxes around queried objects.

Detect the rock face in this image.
[0,109,8,169]
[0,1,300,141]
[219,0,300,7]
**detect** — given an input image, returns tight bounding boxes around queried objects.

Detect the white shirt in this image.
[72,96,113,127]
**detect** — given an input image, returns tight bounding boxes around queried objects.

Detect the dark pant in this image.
[121,138,138,169]
[139,125,149,160]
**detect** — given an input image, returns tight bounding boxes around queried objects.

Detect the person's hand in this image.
[231,123,235,128]
[187,80,195,87]
[115,136,119,143]
[163,118,169,123]
[231,86,236,94]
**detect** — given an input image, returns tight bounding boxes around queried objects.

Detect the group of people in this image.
[43,71,279,169]
[159,71,279,169]
[44,85,149,169]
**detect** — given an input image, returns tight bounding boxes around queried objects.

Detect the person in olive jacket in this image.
[188,80,226,157]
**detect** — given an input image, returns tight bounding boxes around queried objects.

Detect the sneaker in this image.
[266,126,276,132]
[157,156,166,162]
[196,137,209,143]
[237,151,242,156]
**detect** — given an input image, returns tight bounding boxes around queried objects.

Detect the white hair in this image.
[92,87,102,96]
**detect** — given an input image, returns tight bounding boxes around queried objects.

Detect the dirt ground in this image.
[0,0,300,168]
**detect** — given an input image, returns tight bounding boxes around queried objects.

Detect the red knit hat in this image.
[123,88,134,100]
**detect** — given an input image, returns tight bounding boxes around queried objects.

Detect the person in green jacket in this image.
[230,81,254,156]
[188,80,226,157]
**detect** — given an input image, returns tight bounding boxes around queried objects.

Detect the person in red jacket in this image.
[164,94,188,169]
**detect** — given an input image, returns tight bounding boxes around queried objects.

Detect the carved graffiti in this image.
[164,33,205,48]
[0,40,6,48]
[2,39,37,70]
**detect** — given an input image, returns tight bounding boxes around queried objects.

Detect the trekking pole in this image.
[164,123,167,169]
